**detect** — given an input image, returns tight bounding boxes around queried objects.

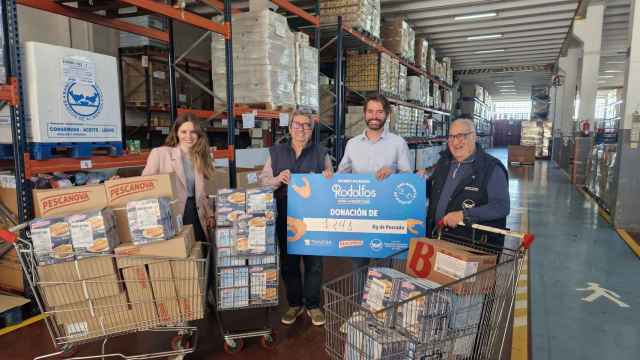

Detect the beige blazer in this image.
[142,146,212,241]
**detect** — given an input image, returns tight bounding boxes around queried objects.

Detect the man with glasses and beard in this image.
[337,95,412,270]
[427,118,510,247]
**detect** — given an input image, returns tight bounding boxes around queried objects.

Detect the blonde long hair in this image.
[165,113,216,179]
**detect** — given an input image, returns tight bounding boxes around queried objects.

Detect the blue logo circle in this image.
[63,82,103,120]
[370,238,383,252]
[393,182,417,205]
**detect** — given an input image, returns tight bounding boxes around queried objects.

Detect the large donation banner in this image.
[287,173,427,258]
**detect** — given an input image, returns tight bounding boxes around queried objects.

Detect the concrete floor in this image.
[1,148,639,359]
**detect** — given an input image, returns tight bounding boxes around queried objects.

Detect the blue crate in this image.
[29,142,124,160]
[0,144,12,160]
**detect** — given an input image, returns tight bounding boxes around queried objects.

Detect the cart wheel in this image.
[260,333,276,349]
[171,335,192,351]
[223,338,244,354]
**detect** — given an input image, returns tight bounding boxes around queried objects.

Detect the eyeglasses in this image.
[291,121,313,131]
[448,132,473,141]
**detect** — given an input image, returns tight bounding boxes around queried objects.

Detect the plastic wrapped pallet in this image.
[120,15,166,48]
[320,0,380,38]
[442,57,452,84]
[0,107,11,144]
[407,76,424,103]
[398,64,408,100]
[381,18,415,61]
[414,38,428,70]
[294,34,319,112]
[211,10,295,109]
[346,52,399,97]
[345,106,366,138]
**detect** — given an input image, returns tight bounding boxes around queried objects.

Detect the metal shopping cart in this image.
[322,222,534,360]
[0,222,209,360]
[212,229,279,354]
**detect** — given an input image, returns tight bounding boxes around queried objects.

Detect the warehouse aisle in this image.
[522,157,640,359]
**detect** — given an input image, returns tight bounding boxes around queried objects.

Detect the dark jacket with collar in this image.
[269,142,327,200]
[428,146,508,247]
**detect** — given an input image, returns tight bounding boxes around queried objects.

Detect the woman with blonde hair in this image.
[142,112,216,241]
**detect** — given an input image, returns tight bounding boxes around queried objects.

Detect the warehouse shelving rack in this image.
[176,1,321,148]
[316,17,452,163]
[0,0,238,222]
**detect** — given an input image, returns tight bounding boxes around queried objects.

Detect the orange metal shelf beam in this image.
[24,147,235,177]
[120,0,230,38]
[271,0,319,27]
[17,0,169,43]
[0,77,19,107]
[199,0,242,14]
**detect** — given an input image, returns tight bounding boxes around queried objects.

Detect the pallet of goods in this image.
[319,0,381,39]
[23,42,123,160]
[381,18,415,62]
[211,10,296,110]
[345,52,400,98]
[294,32,319,113]
[414,38,428,71]
[508,145,536,165]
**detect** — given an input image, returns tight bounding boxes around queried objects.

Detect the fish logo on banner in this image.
[393,182,417,205]
[63,81,104,121]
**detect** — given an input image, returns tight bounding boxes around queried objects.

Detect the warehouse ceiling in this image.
[381,0,582,100]
[598,0,630,89]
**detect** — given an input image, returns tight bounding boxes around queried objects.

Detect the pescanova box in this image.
[104,174,178,206]
[33,185,108,217]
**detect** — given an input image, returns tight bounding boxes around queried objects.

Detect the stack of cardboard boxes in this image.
[29,173,205,341]
[319,0,381,38]
[345,52,400,98]
[381,18,415,61]
[343,237,498,360]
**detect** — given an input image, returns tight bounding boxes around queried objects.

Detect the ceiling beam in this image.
[382,0,488,13]
[435,34,567,49]
[414,12,575,34]
[444,44,562,57]
[440,40,564,54]
[428,28,570,44]
[410,3,579,27]
[426,20,572,40]
[383,0,577,19]
[453,56,558,66]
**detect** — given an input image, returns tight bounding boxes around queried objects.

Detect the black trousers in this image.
[183,196,206,242]
[276,197,323,309]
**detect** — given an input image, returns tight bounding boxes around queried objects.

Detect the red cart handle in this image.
[0,229,17,244]
[436,219,535,249]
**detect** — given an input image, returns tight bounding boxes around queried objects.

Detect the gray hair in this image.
[450,118,476,135]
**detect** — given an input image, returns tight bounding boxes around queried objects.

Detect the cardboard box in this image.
[112,200,182,244]
[171,242,204,297]
[406,238,497,294]
[361,267,408,324]
[30,216,73,265]
[0,248,24,292]
[147,261,181,322]
[40,273,121,307]
[114,225,194,268]
[205,168,230,195]
[126,197,177,244]
[104,174,179,207]
[37,256,116,283]
[53,292,129,326]
[66,208,119,258]
[0,186,17,216]
[33,185,108,217]
[122,265,154,303]
[236,168,262,189]
[396,278,449,342]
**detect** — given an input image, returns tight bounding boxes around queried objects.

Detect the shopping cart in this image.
[322,222,534,360]
[0,222,209,360]
[212,232,279,354]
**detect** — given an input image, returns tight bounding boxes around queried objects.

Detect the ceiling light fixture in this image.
[498,85,515,88]
[467,34,503,41]
[474,49,505,54]
[495,80,514,84]
[455,12,498,21]
[607,61,625,64]
[604,70,623,73]
[599,75,614,78]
